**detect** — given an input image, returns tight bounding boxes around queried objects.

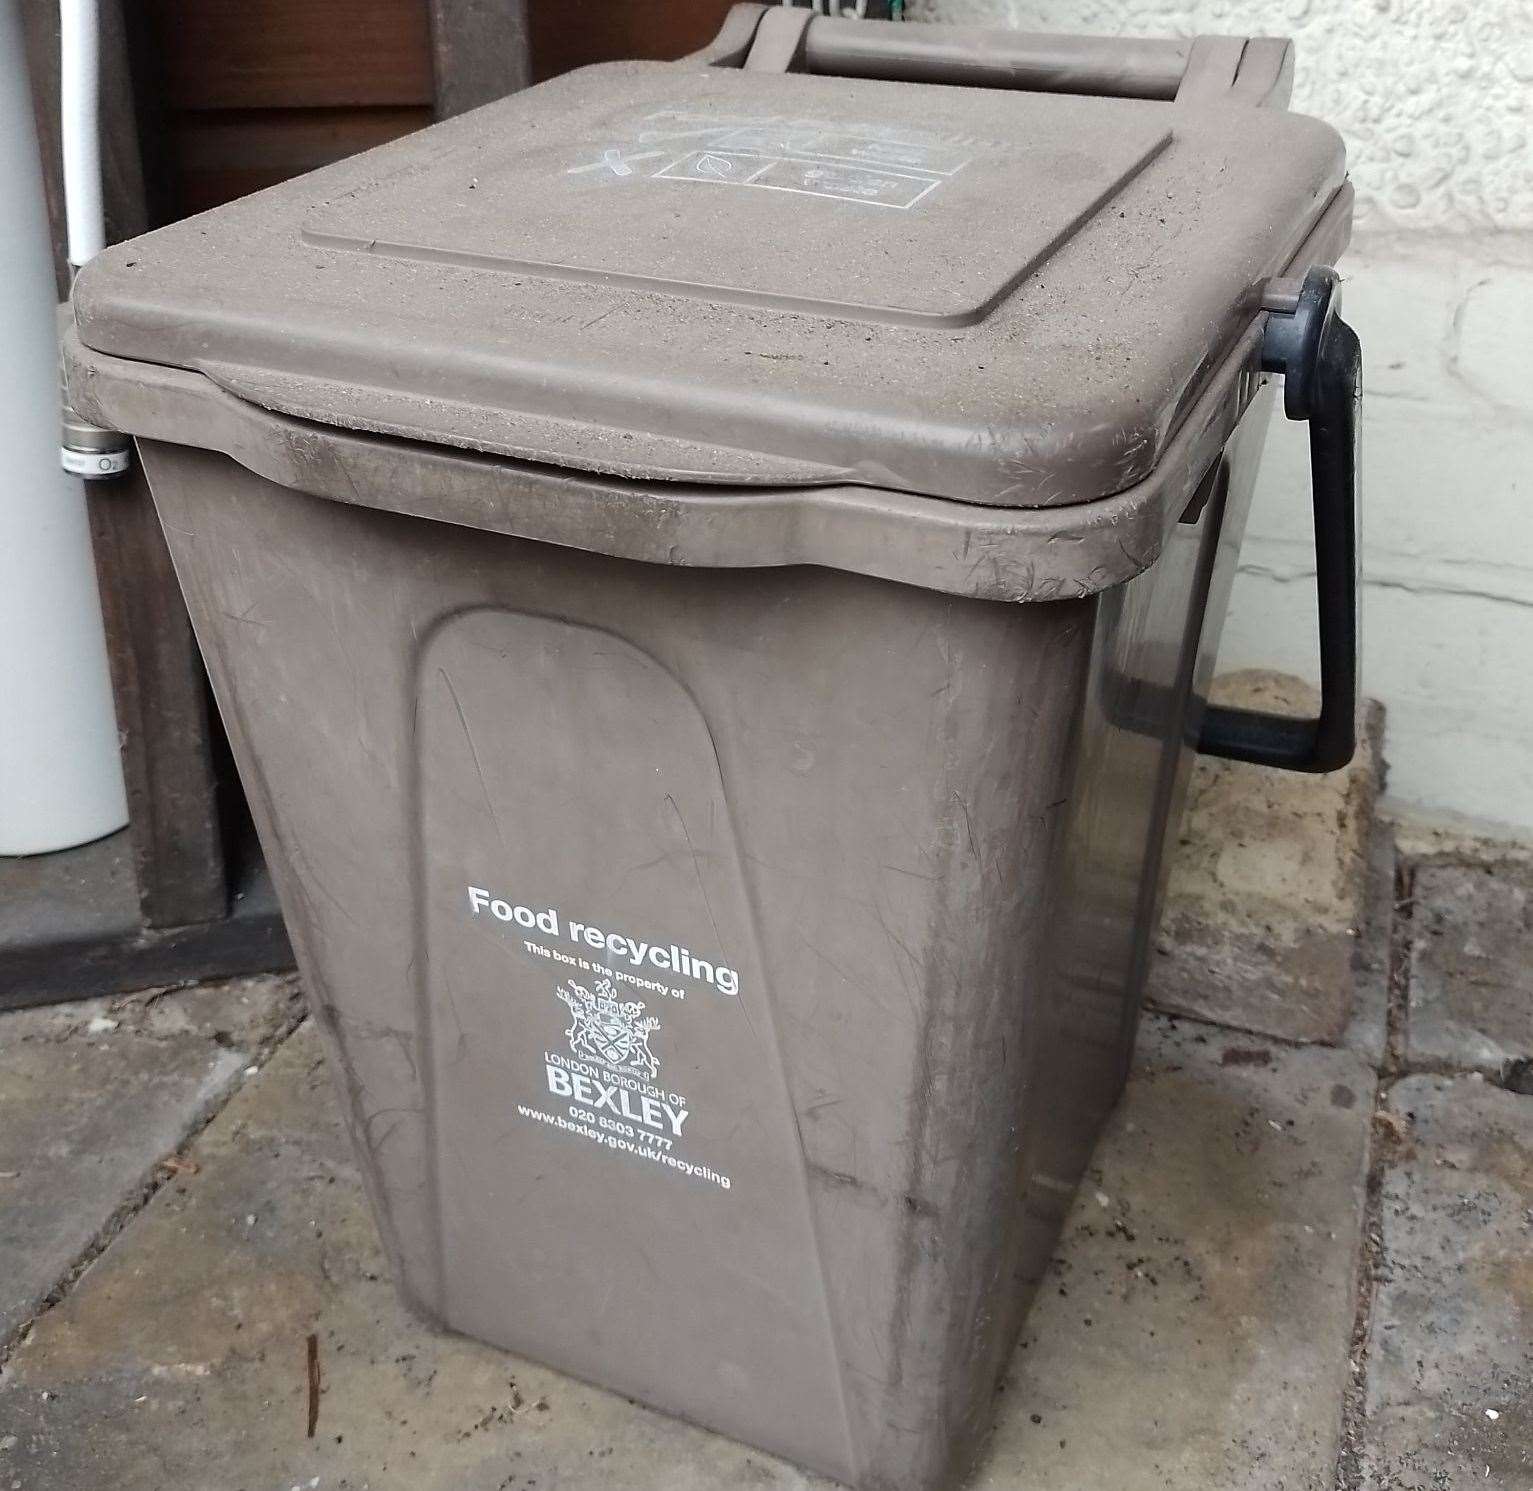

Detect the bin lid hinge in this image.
[1260,269,1340,420]
[742,6,816,71]
[1176,35,1294,108]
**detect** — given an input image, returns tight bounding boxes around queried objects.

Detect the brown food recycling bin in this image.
[67,9,1362,1487]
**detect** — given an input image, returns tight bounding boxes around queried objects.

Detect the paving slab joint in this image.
[1383,849,1415,1080]
[0,979,308,1369]
[1332,828,1416,1490]
[1334,1097,1389,1491]
[1393,1051,1533,1097]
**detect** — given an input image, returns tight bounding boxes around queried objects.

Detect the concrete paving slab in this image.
[1408,863,1533,1079]
[978,1020,1374,1491]
[0,974,302,1352]
[1148,672,1381,1045]
[1361,1075,1533,1489]
[0,1015,1374,1491]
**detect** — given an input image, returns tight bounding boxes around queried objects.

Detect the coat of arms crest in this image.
[557,977,660,1079]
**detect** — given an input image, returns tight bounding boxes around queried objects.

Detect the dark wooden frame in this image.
[427,0,530,116]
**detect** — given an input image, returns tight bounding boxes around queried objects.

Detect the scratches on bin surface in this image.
[662,792,734,979]
[440,664,511,855]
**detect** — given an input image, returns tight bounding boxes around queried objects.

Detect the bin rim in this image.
[72,312,1246,605]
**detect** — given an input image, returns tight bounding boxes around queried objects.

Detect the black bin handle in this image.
[1198,267,1362,774]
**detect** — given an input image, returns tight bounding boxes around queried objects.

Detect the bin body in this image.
[68,24,1353,1488]
[128,398,1267,1487]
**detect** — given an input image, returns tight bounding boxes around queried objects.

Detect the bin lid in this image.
[73,60,1346,507]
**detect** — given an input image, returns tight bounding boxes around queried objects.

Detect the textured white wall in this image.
[915,0,1533,229]
[920,0,1533,832]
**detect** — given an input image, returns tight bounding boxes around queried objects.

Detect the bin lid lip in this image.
[72,60,1347,508]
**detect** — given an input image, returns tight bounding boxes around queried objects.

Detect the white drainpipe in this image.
[60,0,105,267]
[0,0,127,854]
